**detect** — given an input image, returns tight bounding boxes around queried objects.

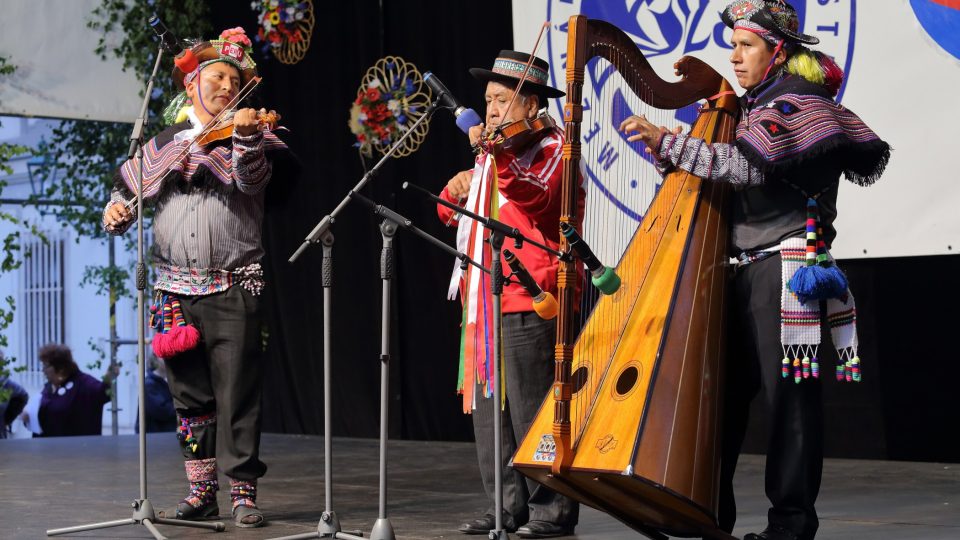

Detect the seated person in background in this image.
[0,350,29,439]
[30,344,114,437]
[137,356,178,433]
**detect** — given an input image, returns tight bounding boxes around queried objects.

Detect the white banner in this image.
[0,0,141,123]
[512,0,960,259]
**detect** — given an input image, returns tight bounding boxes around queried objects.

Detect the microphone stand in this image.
[347,190,489,277]
[275,98,446,540]
[403,181,568,261]
[351,191,492,540]
[46,43,225,539]
[403,181,565,540]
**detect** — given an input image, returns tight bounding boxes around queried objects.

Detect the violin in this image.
[491,111,557,152]
[122,76,277,211]
[196,109,281,146]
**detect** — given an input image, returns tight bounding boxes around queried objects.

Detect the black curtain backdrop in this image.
[742,254,960,463]
[206,2,958,461]
[208,0,514,442]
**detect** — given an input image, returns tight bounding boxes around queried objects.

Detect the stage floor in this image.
[0,433,956,539]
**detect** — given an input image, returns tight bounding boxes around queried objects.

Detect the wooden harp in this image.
[512,16,738,539]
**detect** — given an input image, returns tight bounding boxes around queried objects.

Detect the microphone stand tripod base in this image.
[47,498,226,538]
[317,511,341,536]
[489,529,510,540]
[370,517,396,540]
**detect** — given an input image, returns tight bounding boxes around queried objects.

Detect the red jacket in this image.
[438,126,585,313]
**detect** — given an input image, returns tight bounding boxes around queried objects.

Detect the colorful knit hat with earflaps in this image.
[163,27,259,125]
[721,0,820,45]
[150,293,201,359]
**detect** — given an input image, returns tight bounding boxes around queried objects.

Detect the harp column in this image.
[551,14,589,477]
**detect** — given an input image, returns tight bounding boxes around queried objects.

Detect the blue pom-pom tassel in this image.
[788,263,849,304]
[822,265,849,301]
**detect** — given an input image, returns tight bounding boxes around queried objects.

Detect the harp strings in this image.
[569,51,676,443]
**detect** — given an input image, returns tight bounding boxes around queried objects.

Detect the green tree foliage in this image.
[34,1,210,311]
[0,55,34,400]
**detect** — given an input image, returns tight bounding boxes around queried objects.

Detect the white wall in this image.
[1,116,143,437]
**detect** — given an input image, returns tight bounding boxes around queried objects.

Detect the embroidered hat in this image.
[172,27,258,89]
[468,50,565,99]
[722,0,819,45]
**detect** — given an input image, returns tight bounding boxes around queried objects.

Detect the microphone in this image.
[148,15,182,55]
[149,15,197,73]
[560,222,621,295]
[423,72,482,134]
[503,249,558,320]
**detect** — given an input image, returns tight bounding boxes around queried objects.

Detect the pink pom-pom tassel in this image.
[152,324,201,359]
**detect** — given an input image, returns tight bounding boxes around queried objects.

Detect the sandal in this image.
[233,504,264,528]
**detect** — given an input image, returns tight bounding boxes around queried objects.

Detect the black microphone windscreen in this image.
[149,15,181,55]
[423,72,459,111]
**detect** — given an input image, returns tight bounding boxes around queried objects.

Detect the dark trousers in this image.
[718,255,824,540]
[471,312,579,529]
[165,285,267,481]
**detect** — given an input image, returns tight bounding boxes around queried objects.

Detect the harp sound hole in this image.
[615,366,639,396]
[572,366,589,394]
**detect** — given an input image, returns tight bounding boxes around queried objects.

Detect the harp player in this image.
[619,2,889,540]
[435,50,585,539]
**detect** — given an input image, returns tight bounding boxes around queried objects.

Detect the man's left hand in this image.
[233,107,262,137]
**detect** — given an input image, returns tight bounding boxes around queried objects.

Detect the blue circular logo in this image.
[545,0,857,228]
[910,0,960,60]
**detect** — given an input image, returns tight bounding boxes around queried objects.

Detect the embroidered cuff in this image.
[232,131,271,192]
[232,130,265,149]
[657,133,763,187]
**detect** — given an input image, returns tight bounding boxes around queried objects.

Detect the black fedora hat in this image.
[469,50,565,99]
[722,0,820,45]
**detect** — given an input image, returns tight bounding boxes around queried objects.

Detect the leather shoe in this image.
[743,524,801,540]
[458,515,517,535]
[516,520,574,538]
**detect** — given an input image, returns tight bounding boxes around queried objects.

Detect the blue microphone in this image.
[423,72,482,134]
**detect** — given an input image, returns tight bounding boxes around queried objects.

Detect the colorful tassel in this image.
[178,416,200,454]
[788,198,849,304]
[152,294,201,359]
[781,356,790,379]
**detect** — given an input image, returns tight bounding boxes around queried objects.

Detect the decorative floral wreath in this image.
[250,0,314,64]
[349,56,432,158]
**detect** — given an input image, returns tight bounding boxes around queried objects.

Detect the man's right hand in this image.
[446,170,473,200]
[104,202,133,230]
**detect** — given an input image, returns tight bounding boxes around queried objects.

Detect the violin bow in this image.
[445,23,550,227]
[124,76,263,210]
